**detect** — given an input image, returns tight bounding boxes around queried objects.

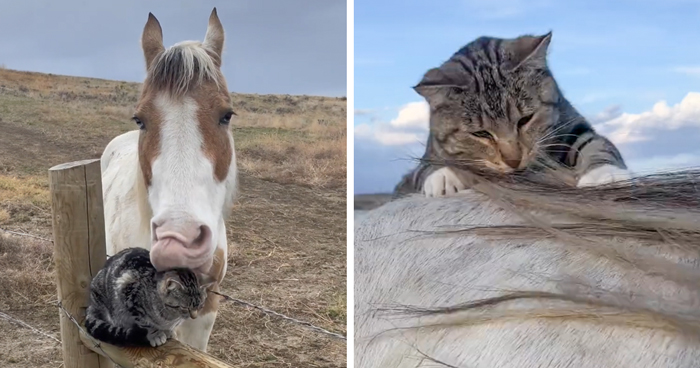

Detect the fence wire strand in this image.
[211,290,347,341]
[0,227,53,243]
[57,301,121,366]
[0,310,60,343]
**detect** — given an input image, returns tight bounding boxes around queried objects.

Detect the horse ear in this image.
[141,13,165,71]
[203,8,225,65]
[506,32,552,71]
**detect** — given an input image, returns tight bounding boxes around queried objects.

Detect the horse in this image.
[100,8,236,352]
[355,168,700,367]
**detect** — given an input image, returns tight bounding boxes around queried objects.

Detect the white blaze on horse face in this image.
[147,93,228,274]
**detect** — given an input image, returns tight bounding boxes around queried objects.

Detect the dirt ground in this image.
[0,68,347,367]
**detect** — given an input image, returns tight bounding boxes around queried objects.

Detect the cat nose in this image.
[504,157,522,169]
[499,145,523,169]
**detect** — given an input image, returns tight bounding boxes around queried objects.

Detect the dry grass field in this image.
[0,68,347,367]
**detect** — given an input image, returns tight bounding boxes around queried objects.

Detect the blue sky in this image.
[354,0,700,194]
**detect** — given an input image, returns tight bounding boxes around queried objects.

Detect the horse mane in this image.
[369,163,700,341]
[454,166,700,244]
[146,41,223,96]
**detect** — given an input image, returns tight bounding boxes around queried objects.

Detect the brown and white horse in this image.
[100,9,235,351]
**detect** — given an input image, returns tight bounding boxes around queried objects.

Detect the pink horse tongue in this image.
[149,237,212,273]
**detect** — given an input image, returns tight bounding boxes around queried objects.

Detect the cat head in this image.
[415,32,561,173]
[156,269,217,319]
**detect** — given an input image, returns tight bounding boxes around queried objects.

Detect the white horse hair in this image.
[355,168,700,367]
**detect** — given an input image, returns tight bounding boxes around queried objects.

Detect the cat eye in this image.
[471,130,494,140]
[517,115,534,130]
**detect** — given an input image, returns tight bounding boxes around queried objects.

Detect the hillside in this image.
[0,68,347,367]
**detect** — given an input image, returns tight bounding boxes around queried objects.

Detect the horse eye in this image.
[219,111,235,125]
[517,115,534,130]
[471,130,494,140]
[132,116,145,130]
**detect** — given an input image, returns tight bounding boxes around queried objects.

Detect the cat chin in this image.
[577,165,633,187]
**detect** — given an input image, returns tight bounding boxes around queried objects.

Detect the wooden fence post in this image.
[50,159,237,368]
[50,159,112,368]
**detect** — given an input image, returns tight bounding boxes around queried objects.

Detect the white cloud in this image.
[374,131,423,146]
[354,123,373,138]
[594,92,700,144]
[588,104,623,125]
[354,102,430,146]
[672,66,700,77]
[389,101,430,129]
[354,121,425,146]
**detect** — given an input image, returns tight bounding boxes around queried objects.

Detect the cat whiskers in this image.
[536,133,581,146]
[536,117,582,143]
[537,143,584,158]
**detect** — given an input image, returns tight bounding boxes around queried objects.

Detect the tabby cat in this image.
[85,247,215,347]
[394,32,631,197]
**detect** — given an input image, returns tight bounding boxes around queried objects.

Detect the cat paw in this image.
[423,167,466,197]
[577,165,632,187]
[147,329,168,347]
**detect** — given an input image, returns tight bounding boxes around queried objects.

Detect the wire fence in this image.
[2,226,346,341]
[0,227,53,243]
[1,225,345,367]
[4,291,346,366]
[0,310,59,343]
[211,290,347,341]
[57,301,120,366]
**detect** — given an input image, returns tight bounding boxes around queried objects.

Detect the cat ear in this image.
[413,68,444,99]
[165,276,183,291]
[413,67,461,105]
[506,32,552,71]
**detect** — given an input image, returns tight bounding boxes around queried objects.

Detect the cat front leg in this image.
[423,167,467,197]
[577,164,632,187]
[165,328,175,339]
[146,328,168,347]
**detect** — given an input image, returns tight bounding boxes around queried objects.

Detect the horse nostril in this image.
[193,225,211,248]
